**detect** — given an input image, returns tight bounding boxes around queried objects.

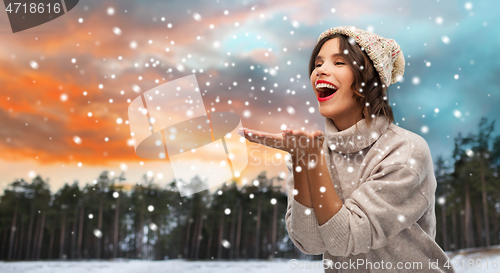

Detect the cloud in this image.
[1,0,500,191]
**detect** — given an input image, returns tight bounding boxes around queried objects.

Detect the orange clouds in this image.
[0,0,323,181]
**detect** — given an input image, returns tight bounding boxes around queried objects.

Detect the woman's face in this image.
[310,38,361,125]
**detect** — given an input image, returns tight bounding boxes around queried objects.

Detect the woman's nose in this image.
[316,66,329,76]
[316,64,330,76]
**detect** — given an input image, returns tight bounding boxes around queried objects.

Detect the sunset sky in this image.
[1,0,499,193]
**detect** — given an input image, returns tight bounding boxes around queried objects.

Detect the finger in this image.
[252,130,276,138]
[256,131,271,138]
[312,130,322,138]
[246,129,265,138]
[287,130,303,146]
[240,129,258,140]
[246,130,262,139]
[294,130,309,138]
[284,131,295,142]
[263,133,282,144]
[282,132,291,145]
[292,130,309,143]
[296,130,309,137]
[246,129,261,138]
[244,133,264,144]
[246,131,280,144]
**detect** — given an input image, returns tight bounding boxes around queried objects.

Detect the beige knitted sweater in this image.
[285,115,455,272]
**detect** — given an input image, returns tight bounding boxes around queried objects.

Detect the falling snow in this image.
[93,229,102,238]
[1,3,497,266]
[221,239,231,249]
[73,136,82,144]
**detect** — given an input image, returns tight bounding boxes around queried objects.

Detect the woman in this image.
[238,26,455,272]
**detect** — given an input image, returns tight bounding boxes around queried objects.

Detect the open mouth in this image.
[316,83,338,100]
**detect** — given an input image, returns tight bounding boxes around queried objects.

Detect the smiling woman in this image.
[308,32,394,132]
[240,26,455,273]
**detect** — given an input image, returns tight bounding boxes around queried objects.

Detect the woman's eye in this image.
[315,62,343,67]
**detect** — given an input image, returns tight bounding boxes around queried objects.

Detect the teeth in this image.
[316,83,337,90]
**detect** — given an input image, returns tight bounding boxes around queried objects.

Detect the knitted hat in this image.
[317,26,405,87]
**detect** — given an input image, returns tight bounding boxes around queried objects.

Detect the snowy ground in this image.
[1,247,500,273]
[0,259,323,273]
[447,245,500,273]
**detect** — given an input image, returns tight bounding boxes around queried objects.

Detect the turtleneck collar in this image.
[324,115,391,154]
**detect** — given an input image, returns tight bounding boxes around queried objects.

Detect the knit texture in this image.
[285,116,455,272]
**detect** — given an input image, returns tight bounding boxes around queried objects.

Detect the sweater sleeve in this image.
[317,163,430,257]
[284,155,327,255]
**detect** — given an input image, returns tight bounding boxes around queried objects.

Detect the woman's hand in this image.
[237,127,325,159]
[283,128,325,156]
[237,127,288,151]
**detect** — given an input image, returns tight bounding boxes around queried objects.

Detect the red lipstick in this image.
[315,80,338,102]
[315,80,338,88]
